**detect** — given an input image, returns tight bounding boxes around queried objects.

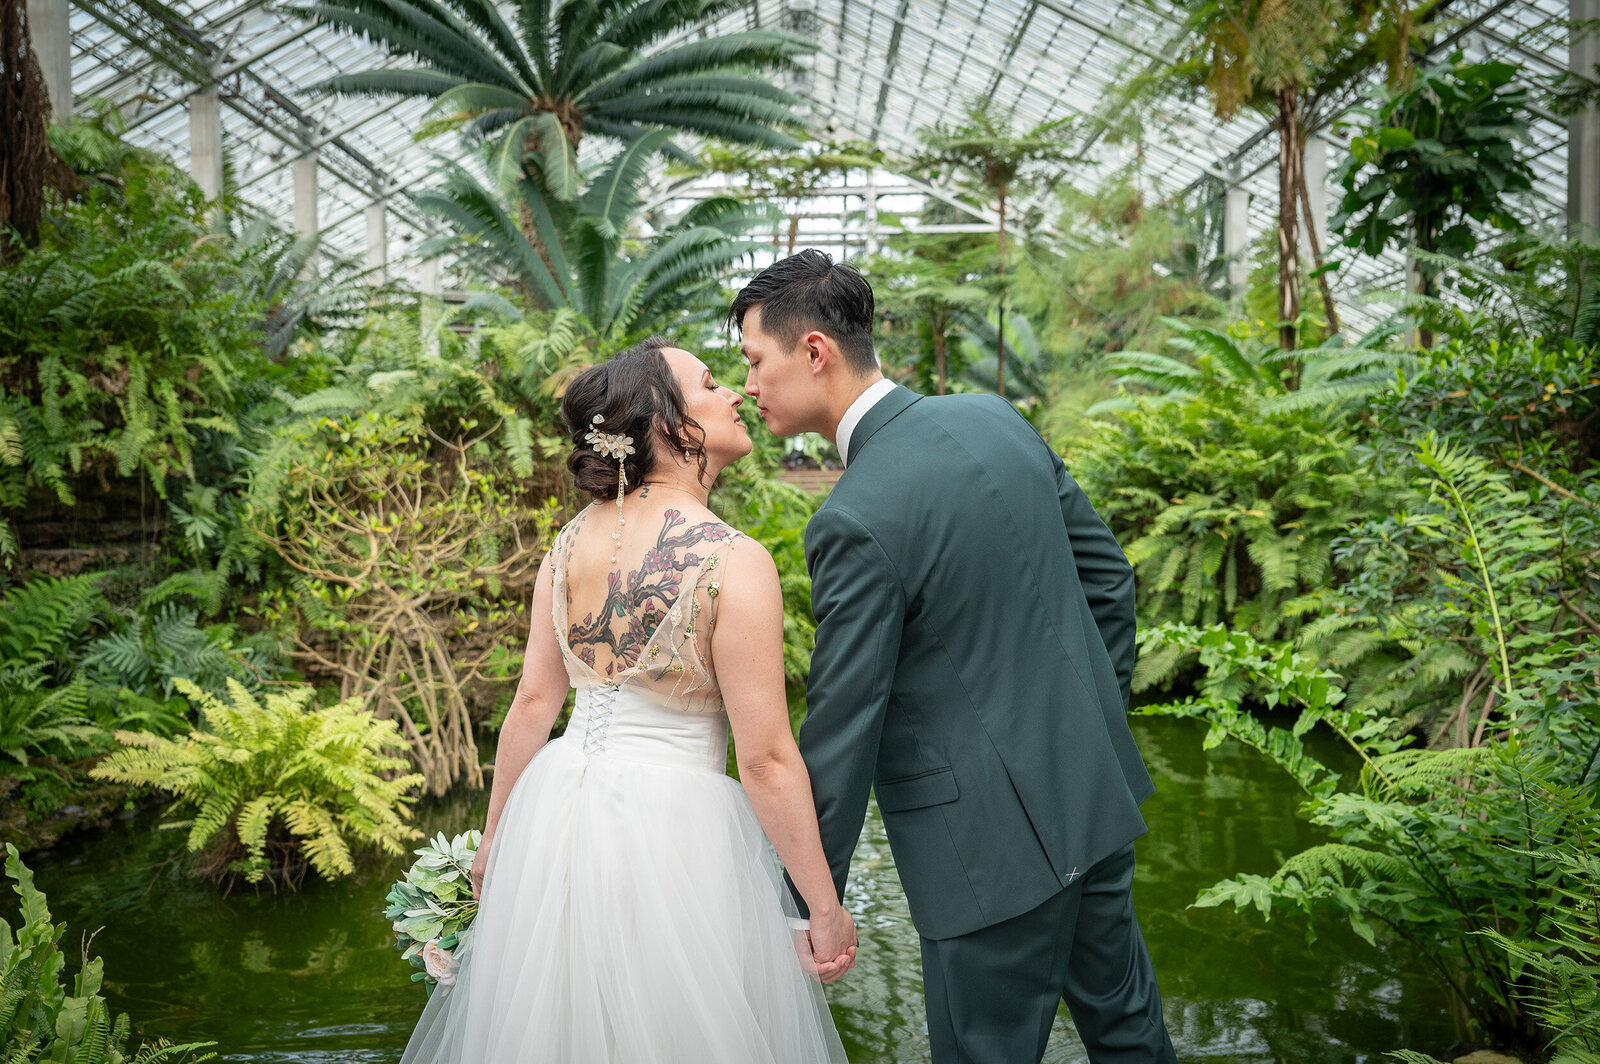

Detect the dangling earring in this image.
[584,414,635,564]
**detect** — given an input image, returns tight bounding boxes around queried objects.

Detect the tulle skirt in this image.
[399,731,848,1063]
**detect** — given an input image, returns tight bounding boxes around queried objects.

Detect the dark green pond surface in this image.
[14,716,1456,1062]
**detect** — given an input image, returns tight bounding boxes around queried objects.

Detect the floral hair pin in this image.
[584,414,635,461]
[585,414,634,564]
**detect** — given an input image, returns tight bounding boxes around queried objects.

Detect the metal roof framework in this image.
[64,0,1573,324]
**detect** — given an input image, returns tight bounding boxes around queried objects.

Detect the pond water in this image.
[14,715,1456,1062]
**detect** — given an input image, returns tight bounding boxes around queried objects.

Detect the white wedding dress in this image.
[400,509,847,1064]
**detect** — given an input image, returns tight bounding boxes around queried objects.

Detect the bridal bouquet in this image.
[385,829,480,995]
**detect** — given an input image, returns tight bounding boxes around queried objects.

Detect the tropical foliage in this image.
[1154,0,1421,348]
[916,97,1078,395]
[0,148,273,559]
[301,0,811,198]
[91,679,425,885]
[416,134,769,339]
[0,844,216,1062]
[1332,53,1535,307]
[1072,323,1400,659]
[1138,615,1598,1056]
[249,411,555,795]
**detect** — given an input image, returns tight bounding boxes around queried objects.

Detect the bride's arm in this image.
[472,551,570,897]
[713,541,857,982]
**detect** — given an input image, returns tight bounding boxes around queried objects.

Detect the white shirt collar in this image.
[834,378,898,467]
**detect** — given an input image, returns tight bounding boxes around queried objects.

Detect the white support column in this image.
[864,169,880,258]
[419,256,441,358]
[25,0,71,120]
[364,201,387,283]
[1571,0,1600,234]
[1300,133,1328,262]
[187,89,224,202]
[1224,183,1251,305]
[293,152,319,236]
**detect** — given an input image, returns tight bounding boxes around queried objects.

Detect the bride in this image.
[399,337,854,1063]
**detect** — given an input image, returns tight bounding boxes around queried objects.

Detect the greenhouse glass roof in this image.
[67,0,1571,321]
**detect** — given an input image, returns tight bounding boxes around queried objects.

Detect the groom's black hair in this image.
[728,249,878,374]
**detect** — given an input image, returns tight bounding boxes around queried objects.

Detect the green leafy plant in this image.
[0,141,277,561]
[1017,174,1225,375]
[715,477,818,690]
[865,226,992,396]
[0,576,112,802]
[916,97,1079,396]
[695,140,882,257]
[1090,318,1411,415]
[1300,431,1585,744]
[80,603,280,702]
[1071,369,1381,656]
[1481,822,1600,1064]
[1140,621,1598,1056]
[301,0,811,213]
[90,679,425,886]
[0,843,216,1062]
[416,139,769,340]
[250,412,556,795]
[1332,54,1536,320]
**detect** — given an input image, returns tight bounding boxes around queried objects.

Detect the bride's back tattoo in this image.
[565,492,733,677]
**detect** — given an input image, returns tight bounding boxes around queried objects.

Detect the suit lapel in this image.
[846,385,922,466]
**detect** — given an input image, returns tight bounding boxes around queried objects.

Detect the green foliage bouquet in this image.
[385,831,480,995]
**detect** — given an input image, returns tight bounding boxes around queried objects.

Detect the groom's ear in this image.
[804,330,831,377]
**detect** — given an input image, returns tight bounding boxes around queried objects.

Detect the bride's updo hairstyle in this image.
[561,336,708,504]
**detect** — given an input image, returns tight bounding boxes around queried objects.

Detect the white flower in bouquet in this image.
[384,829,480,995]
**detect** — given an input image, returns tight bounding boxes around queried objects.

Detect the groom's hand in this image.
[807,904,858,984]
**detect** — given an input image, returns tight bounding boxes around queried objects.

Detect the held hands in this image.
[802,903,858,984]
[470,832,494,900]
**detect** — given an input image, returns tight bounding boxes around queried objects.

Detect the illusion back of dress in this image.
[548,502,744,772]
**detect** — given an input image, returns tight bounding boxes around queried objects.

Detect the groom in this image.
[731,250,1178,1064]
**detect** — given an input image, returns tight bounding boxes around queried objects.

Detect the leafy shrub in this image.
[1140,621,1598,1056]
[0,576,112,804]
[1302,426,1594,742]
[0,843,215,1062]
[1375,332,1597,454]
[80,603,280,702]
[249,412,554,795]
[715,477,819,693]
[1073,377,1380,666]
[0,144,276,559]
[90,679,424,886]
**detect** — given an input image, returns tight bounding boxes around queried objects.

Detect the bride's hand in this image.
[470,832,494,900]
[807,904,858,984]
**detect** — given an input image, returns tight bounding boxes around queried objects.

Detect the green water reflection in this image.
[15,716,1454,1062]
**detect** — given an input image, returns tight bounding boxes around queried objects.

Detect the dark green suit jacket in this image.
[797,386,1153,941]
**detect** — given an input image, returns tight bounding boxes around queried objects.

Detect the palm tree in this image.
[1,0,67,256]
[1165,0,1427,355]
[299,0,813,204]
[869,234,989,395]
[916,98,1079,397]
[697,140,881,255]
[416,130,768,339]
